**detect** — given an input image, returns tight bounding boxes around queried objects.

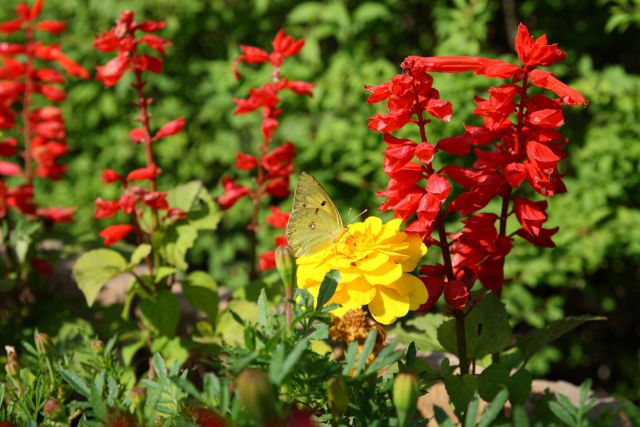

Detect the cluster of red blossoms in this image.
[367,23,586,310]
[0,0,87,274]
[220,30,314,271]
[92,11,186,246]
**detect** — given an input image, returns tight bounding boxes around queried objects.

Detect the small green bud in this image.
[35,332,51,355]
[236,369,278,425]
[393,371,419,427]
[275,245,296,293]
[91,339,104,353]
[43,396,63,419]
[327,377,349,420]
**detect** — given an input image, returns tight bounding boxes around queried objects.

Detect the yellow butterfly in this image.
[286,172,345,258]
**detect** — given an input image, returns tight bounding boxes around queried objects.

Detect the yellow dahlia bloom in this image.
[296,216,428,324]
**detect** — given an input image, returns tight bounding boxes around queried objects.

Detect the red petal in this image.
[0,138,18,157]
[235,153,258,171]
[126,164,160,181]
[266,205,290,228]
[155,117,185,139]
[37,207,74,223]
[0,161,21,176]
[529,69,586,106]
[129,128,146,143]
[99,224,136,246]
[35,20,66,33]
[0,19,24,34]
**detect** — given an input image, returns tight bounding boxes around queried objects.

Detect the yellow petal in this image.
[364,216,383,236]
[368,286,410,325]
[357,252,391,271]
[405,274,429,309]
[364,262,403,285]
[343,277,376,306]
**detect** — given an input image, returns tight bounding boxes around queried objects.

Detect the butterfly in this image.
[286,172,345,258]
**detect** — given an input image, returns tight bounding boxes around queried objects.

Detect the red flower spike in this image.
[99,224,136,246]
[514,23,566,69]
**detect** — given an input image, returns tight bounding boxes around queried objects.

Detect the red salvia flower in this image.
[224,30,313,272]
[367,22,585,309]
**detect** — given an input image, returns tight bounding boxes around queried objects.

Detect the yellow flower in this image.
[296,217,428,324]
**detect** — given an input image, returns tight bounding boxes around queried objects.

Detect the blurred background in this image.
[2,0,639,402]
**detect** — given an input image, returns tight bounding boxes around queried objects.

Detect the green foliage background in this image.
[2,0,639,399]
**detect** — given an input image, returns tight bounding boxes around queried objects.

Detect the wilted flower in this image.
[297,217,428,324]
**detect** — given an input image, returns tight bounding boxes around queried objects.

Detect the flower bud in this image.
[393,371,419,427]
[327,377,349,420]
[35,332,51,355]
[91,339,104,353]
[130,386,145,406]
[43,396,63,418]
[4,360,18,377]
[236,369,278,425]
[4,346,18,377]
[275,245,296,293]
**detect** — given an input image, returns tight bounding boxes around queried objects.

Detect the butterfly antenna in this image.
[346,208,368,225]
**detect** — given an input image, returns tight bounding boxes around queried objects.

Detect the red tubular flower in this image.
[37,207,74,223]
[226,29,312,273]
[99,224,136,246]
[218,177,250,210]
[368,22,585,308]
[266,205,290,228]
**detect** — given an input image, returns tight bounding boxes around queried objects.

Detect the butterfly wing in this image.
[287,172,344,257]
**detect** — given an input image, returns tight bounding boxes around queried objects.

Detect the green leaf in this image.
[129,244,152,267]
[518,316,606,362]
[478,363,509,401]
[342,340,359,376]
[140,290,180,336]
[269,343,286,384]
[59,368,91,397]
[438,294,511,359]
[155,266,177,283]
[287,1,323,23]
[512,404,530,427]
[257,288,268,328]
[464,394,479,427]
[477,388,509,427]
[315,270,340,310]
[354,329,377,376]
[158,223,198,270]
[278,338,310,384]
[153,353,168,380]
[549,401,576,426]
[73,249,128,306]
[443,374,477,417]
[166,181,220,231]
[182,271,219,323]
[389,313,447,352]
[508,369,533,405]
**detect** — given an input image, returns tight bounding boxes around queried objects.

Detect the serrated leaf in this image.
[73,249,127,306]
[478,364,509,401]
[140,290,180,337]
[518,316,605,362]
[59,368,90,397]
[443,374,477,418]
[182,271,219,323]
[316,270,340,310]
[438,294,511,359]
